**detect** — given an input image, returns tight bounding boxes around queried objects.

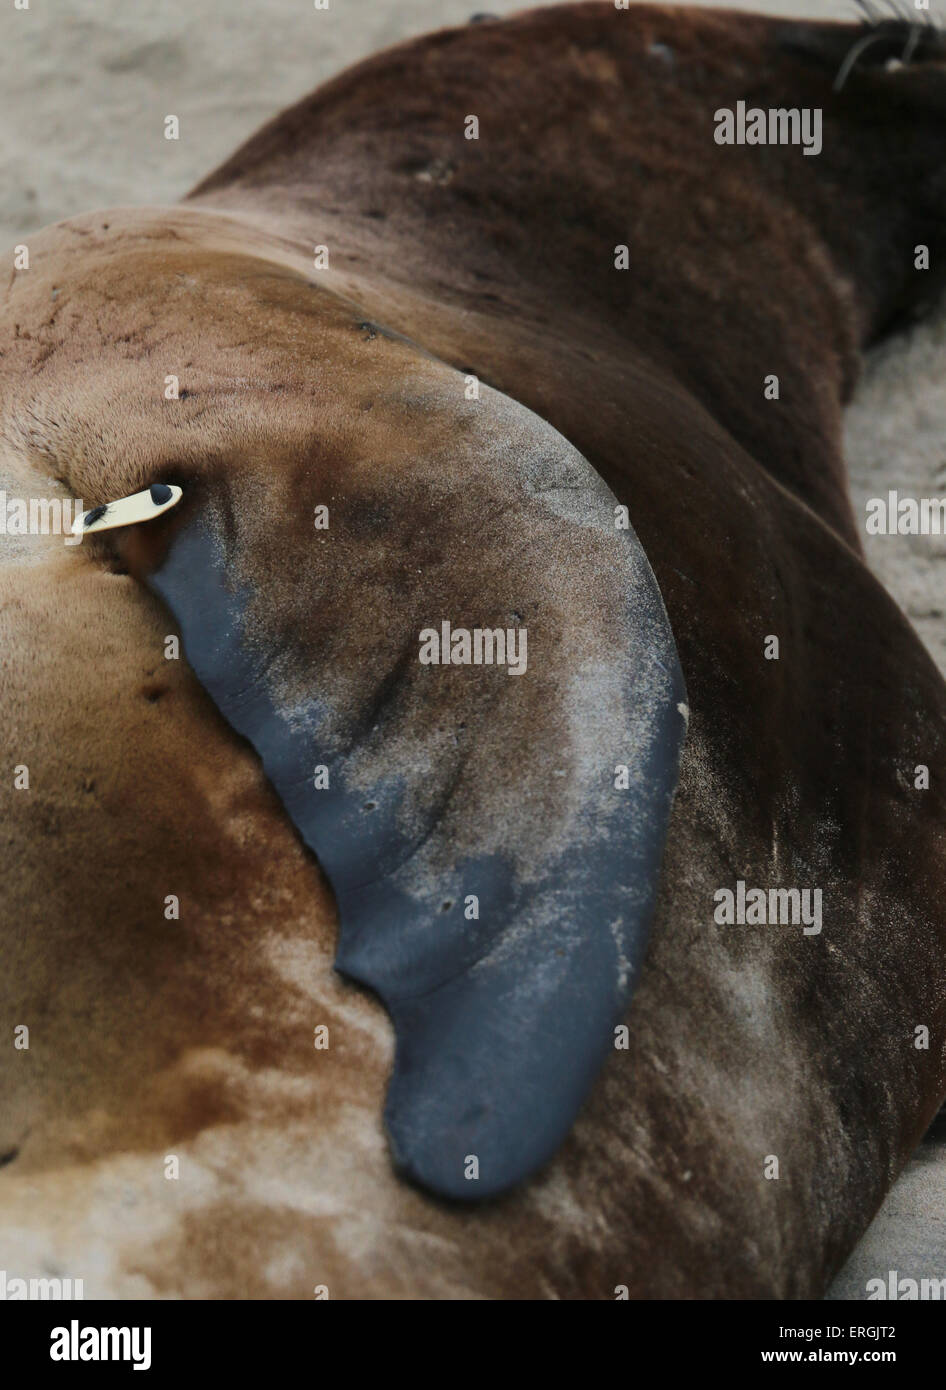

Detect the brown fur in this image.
[1,4,945,1297]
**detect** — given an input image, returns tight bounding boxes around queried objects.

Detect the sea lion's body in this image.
[1,4,945,1297]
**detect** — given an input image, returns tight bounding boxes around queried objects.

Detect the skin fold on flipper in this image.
[146,395,686,1199]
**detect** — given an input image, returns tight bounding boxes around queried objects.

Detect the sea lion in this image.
[1,2,945,1297]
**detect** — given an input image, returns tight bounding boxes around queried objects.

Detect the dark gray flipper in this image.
[147,420,686,1200]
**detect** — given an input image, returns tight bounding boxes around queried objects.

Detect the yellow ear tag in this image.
[72,483,183,536]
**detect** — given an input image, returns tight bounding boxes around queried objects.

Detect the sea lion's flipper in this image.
[145,397,686,1199]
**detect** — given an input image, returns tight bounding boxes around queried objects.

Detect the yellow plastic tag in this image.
[72,484,182,536]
